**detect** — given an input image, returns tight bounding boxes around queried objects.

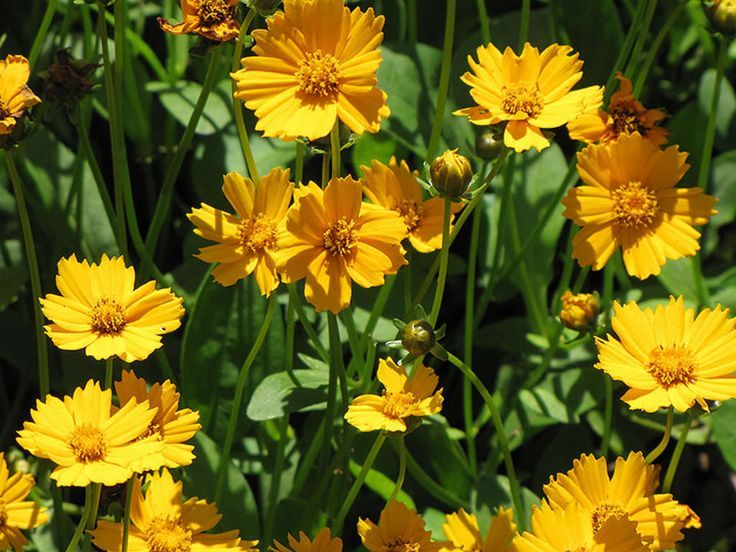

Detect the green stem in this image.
[623,0,657,77]
[64,485,93,552]
[404,447,470,510]
[287,284,329,361]
[328,312,349,415]
[214,292,277,503]
[291,422,326,495]
[407,0,417,43]
[104,357,114,389]
[518,0,531,49]
[5,150,49,398]
[29,0,58,68]
[362,274,396,347]
[425,0,456,162]
[699,35,728,194]
[601,378,613,458]
[232,9,260,181]
[263,416,289,545]
[321,150,330,188]
[388,437,406,503]
[121,476,134,552]
[428,198,452,326]
[447,352,525,531]
[295,142,305,184]
[330,122,341,179]
[476,0,491,44]
[85,484,102,547]
[114,0,131,255]
[604,0,645,94]
[644,407,674,464]
[662,413,693,492]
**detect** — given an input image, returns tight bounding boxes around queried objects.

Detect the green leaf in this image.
[247,369,331,421]
[711,401,736,471]
[667,102,706,187]
[146,79,232,136]
[0,265,27,312]
[347,458,416,509]
[657,257,700,299]
[705,150,736,254]
[699,69,736,141]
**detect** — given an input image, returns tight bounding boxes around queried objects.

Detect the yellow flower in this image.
[16,379,163,486]
[559,290,599,331]
[188,169,294,295]
[158,0,240,42]
[454,42,602,152]
[430,149,474,199]
[90,468,256,551]
[0,453,48,552]
[358,499,448,552]
[345,358,443,433]
[511,500,648,552]
[114,369,201,470]
[271,527,342,552]
[441,507,515,552]
[0,55,41,136]
[542,452,697,550]
[568,73,668,146]
[362,158,462,253]
[275,177,406,314]
[595,296,736,412]
[561,133,717,279]
[39,254,185,362]
[231,0,390,141]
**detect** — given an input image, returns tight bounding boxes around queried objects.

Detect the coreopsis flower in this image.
[542,452,698,550]
[275,177,406,314]
[358,500,448,552]
[158,0,240,42]
[0,55,41,136]
[568,73,668,146]
[362,158,462,253]
[345,358,443,433]
[114,369,201,470]
[90,468,257,551]
[16,379,162,486]
[441,507,515,552]
[561,133,717,279]
[454,42,602,152]
[595,296,736,412]
[430,149,475,200]
[39,254,185,362]
[511,501,648,552]
[231,0,390,141]
[559,291,599,331]
[188,169,293,295]
[0,453,48,551]
[272,527,342,552]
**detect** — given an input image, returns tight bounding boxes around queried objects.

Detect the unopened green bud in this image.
[401,320,436,356]
[430,149,474,198]
[249,0,283,17]
[703,0,736,36]
[475,130,504,161]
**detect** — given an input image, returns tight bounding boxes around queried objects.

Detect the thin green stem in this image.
[624,0,657,77]
[64,485,93,552]
[121,476,134,552]
[5,150,49,398]
[104,357,114,389]
[699,35,728,194]
[232,9,260,180]
[425,0,456,162]
[405,447,470,510]
[429,198,452,326]
[407,0,417,43]
[295,142,305,184]
[388,437,406,503]
[29,0,58,68]
[328,312,349,415]
[604,0,645,93]
[263,417,289,545]
[287,284,329,361]
[518,0,531,49]
[330,122,341,179]
[321,150,330,188]
[645,407,674,464]
[476,0,491,44]
[86,484,103,548]
[291,422,326,495]
[114,0,131,255]
[214,292,277,503]
[663,413,693,492]
[601,378,613,457]
[362,274,396,346]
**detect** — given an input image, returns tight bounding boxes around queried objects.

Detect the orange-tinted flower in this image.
[158,0,240,42]
[0,55,41,136]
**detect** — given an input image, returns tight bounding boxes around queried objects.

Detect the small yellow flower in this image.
[345,358,443,433]
[188,169,294,295]
[271,527,342,552]
[430,149,474,199]
[358,499,448,552]
[39,254,185,362]
[596,296,736,412]
[16,379,163,486]
[441,507,515,552]
[0,453,48,552]
[158,0,240,42]
[559,291,599,331]
[90,468,257,550]
[0,55,41,136]
[454,42,602,152]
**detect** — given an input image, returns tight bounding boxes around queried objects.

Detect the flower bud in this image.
[401,319,436,357]
[430,149,474,199]
[475,130,504,161]
[559,291,600,331]
[249,0,282,16]
[703,0,736,36]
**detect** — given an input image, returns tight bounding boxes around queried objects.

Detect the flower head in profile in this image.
[441,507,515,552]
[542,452,698,551]
[345,358,443,433]
[275,177,406,314]
[40,254,185,362]
[158,0,240,42]
[568,73,668,146]
[562,133,717,279]
[358,499,448,552]
[115,369,201,470]
[231,0,390,141]
[454,42,602,152]
[16,379,162,486]
[272,527,342,552]
[0,453,48,551]
[90,468,256,551]
[188,169,293,295]
[559,290,600,331]
[0,55,41,136]
[596,296,736,412]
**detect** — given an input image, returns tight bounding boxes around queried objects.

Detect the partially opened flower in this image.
[90,468,256,551]
[0,54,41,136]
[188,169,293,295]
[596,296,736,412]
[16,379,162,486]
[0,453,48,551]
[231,0,390,141]
[40,254,185,361]
[272,527,342,552]
[454,42,602,152]
[345,358,443,433]
[275,177,406,314]
[158,0,240,42]
[562,133,717,279]
[358,499,447,552]
[115,369,201,470]
[442,507,515,552]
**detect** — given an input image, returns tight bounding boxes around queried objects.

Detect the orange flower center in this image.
[396,199,424,232]
[647,346,697,388]
[239,213,278,252]
[383,391,416,418]
[146,516,193,552]
[197,0,231,24]
[295,50,341,99]
[501,82,543,117]
[90,297,127,335]
[610,103,648,137]
[611,181,658,228]
[323,217,357,257]
[69,425,107,463]
[590,502,627,532]
[383,537,421,552]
